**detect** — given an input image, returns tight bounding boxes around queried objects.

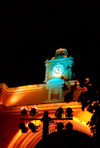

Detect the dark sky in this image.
[1,0,100,87]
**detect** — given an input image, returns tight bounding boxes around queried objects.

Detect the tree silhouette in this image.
[78,79,100,144]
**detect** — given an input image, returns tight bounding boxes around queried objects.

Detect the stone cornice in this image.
[0,83,45,93]
[45,56,74,65]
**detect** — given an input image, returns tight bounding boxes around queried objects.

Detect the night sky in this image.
[1,0,100,87]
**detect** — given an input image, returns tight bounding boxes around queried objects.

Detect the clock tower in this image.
[45,48,74,82]
[45,48,74,101]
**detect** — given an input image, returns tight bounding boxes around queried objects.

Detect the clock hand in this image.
[57,67,59,71]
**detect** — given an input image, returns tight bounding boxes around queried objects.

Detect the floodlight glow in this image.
[21,106,28,111]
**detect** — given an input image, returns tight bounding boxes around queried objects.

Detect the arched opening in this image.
[7,115,92,148]
[35,130,93,148]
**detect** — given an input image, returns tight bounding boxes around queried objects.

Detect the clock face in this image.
[53,63,64,76]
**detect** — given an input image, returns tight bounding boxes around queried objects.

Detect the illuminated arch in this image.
[7,113,93,148]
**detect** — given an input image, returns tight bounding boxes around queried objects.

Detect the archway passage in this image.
[7,115,93,148]
[1,102,92,148]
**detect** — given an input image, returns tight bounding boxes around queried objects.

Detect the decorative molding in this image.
[0,83,46,93]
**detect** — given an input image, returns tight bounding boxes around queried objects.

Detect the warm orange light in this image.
[7,111,92,148]
[7,118,42,148]
[76,108,92,123]
[8,93,26,105]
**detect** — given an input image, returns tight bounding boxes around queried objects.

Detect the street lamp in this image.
[55,107,63,119]
[66,107,73,119]
[20,107,28,116]
[28,122,36,132]
[30,106,38,116]
[19,122,28,133]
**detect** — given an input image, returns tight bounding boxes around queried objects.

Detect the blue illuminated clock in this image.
[53,63,64,77]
